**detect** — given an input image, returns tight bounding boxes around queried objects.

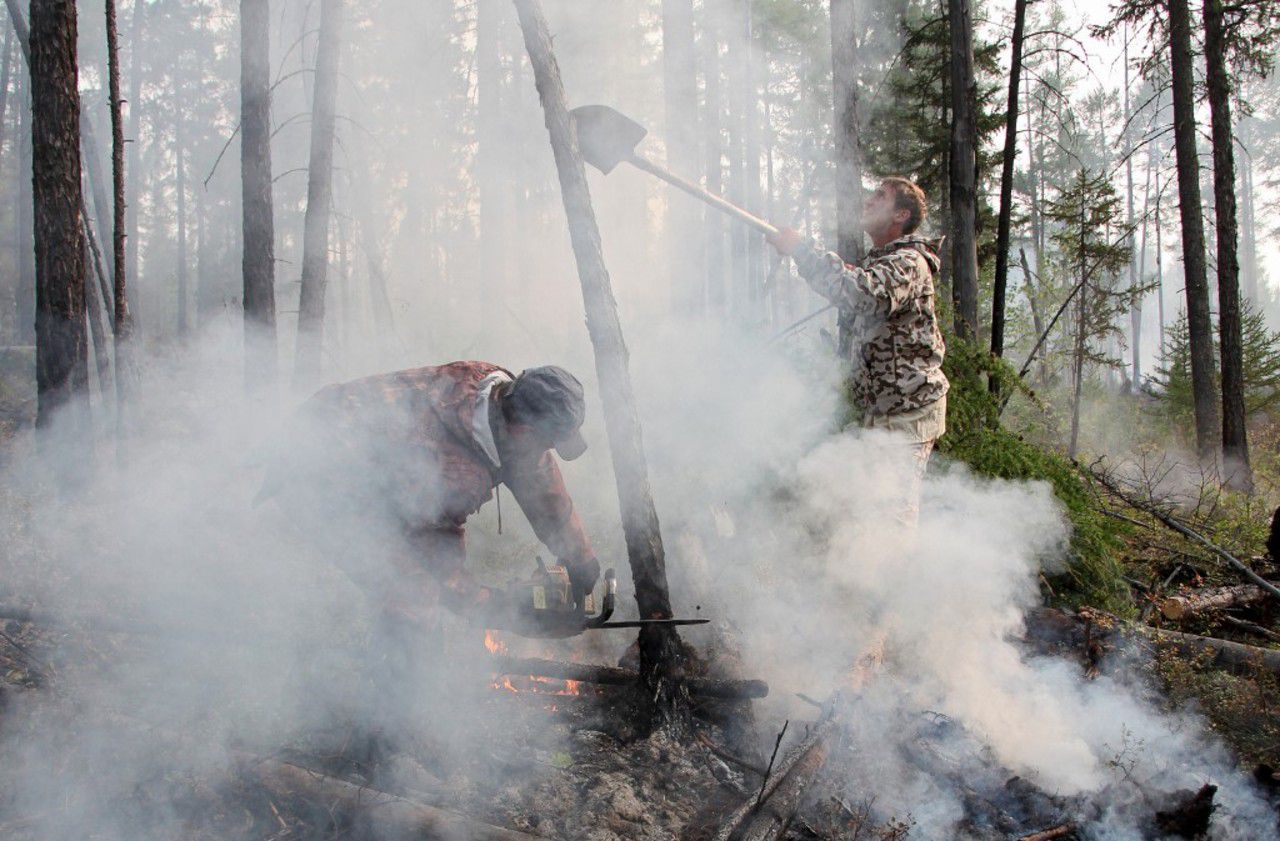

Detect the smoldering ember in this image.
[6,0,1280,840]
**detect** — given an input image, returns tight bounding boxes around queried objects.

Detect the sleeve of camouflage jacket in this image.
[503,452,600,592]
[792,242,926,318]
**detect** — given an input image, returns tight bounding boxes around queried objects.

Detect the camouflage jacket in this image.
[793,235,949,417]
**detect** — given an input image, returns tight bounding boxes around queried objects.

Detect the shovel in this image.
[572,104,779,237]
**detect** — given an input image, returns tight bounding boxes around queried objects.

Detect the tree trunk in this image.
[293,0,342,388]
[106,0,132,431]
[476,0,511,337]
[124,0,143,328]
[173,106,188,338]
[1167,0,1218,461]
[80,108,113,281]
[7,1,33,344]
[701,0,724,314]
[0,24,12,173]
[1203,0,1250,489]
[1156,166,1165,353]
[240,0,276,390]
[724,2,747,316]
[829,0,863,266]
[742,3,764,315]
[512,0,686,710]
[1068,190,1087,459]
[947,0,979,340]
[990,0,1026,361]
[1240,153,1258,303]
[663,0,701,315]
[1123,27,1140,388]
[30,0,89,438]
[81,215,112,399]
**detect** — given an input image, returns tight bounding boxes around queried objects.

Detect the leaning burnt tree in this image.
[240,0,277,390]
[29,0,89,439]
[293,0,342,388]
[830,0,864,265]
[1167,0,1219,462]
[512,0,687,711]
[1202,0,1251,489]
[948,0,980,340]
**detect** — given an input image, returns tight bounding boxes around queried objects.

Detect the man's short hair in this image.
[881,177,927,235]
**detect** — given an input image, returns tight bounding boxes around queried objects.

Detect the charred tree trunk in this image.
[30,0,89,438]
[106,0,132,425]
[990,0,1027,361]
[512,0,686,711]
[947,0,979,340]
[663,0,701,315]
[293,0,342,387]
[1203,0,1250,490]
[1168,0,1218,461]
[240,0,276,390]
[830,0,863,264]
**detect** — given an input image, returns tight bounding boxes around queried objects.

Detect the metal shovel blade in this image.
[571,104,648,175]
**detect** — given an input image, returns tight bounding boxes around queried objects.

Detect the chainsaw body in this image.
[516,558,617,637]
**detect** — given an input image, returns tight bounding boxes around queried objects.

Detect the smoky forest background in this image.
[5,0,1280,838]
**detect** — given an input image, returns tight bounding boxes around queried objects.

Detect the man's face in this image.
[861,183,908,240]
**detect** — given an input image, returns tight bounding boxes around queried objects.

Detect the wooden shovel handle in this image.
[627,153,779,236]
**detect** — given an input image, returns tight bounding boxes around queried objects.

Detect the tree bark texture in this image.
[990,0,1026,360]
[663,0,702,314]
[293,0,342,387]
[29,0,89,435]
[1167,0,1219,461]
[947,0,980,340]
[1203,0,1250,489]
[240,0,276,389]
[829,0,863,265]
[511,0,685,694]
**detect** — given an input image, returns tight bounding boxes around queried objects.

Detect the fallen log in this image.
[1222,614,1280,643]
[251,758,546,841]
[1159,584,1268,620]
[708,718,836,841]
[1082,607,1280,676]
[1016,822,1077,841]
[491,655,768,700]
[1146,626,1280,674]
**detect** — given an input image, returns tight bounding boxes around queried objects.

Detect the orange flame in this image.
[484,630,508,655]
[489,673,583,696]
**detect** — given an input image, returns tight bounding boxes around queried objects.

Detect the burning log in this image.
[1158,584,1269,620]
[251,758,547,841]
[491,655,768,700]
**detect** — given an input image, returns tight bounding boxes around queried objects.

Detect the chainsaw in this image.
[514,557,708,637]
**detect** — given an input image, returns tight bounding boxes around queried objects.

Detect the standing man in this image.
[767,177,948,519]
